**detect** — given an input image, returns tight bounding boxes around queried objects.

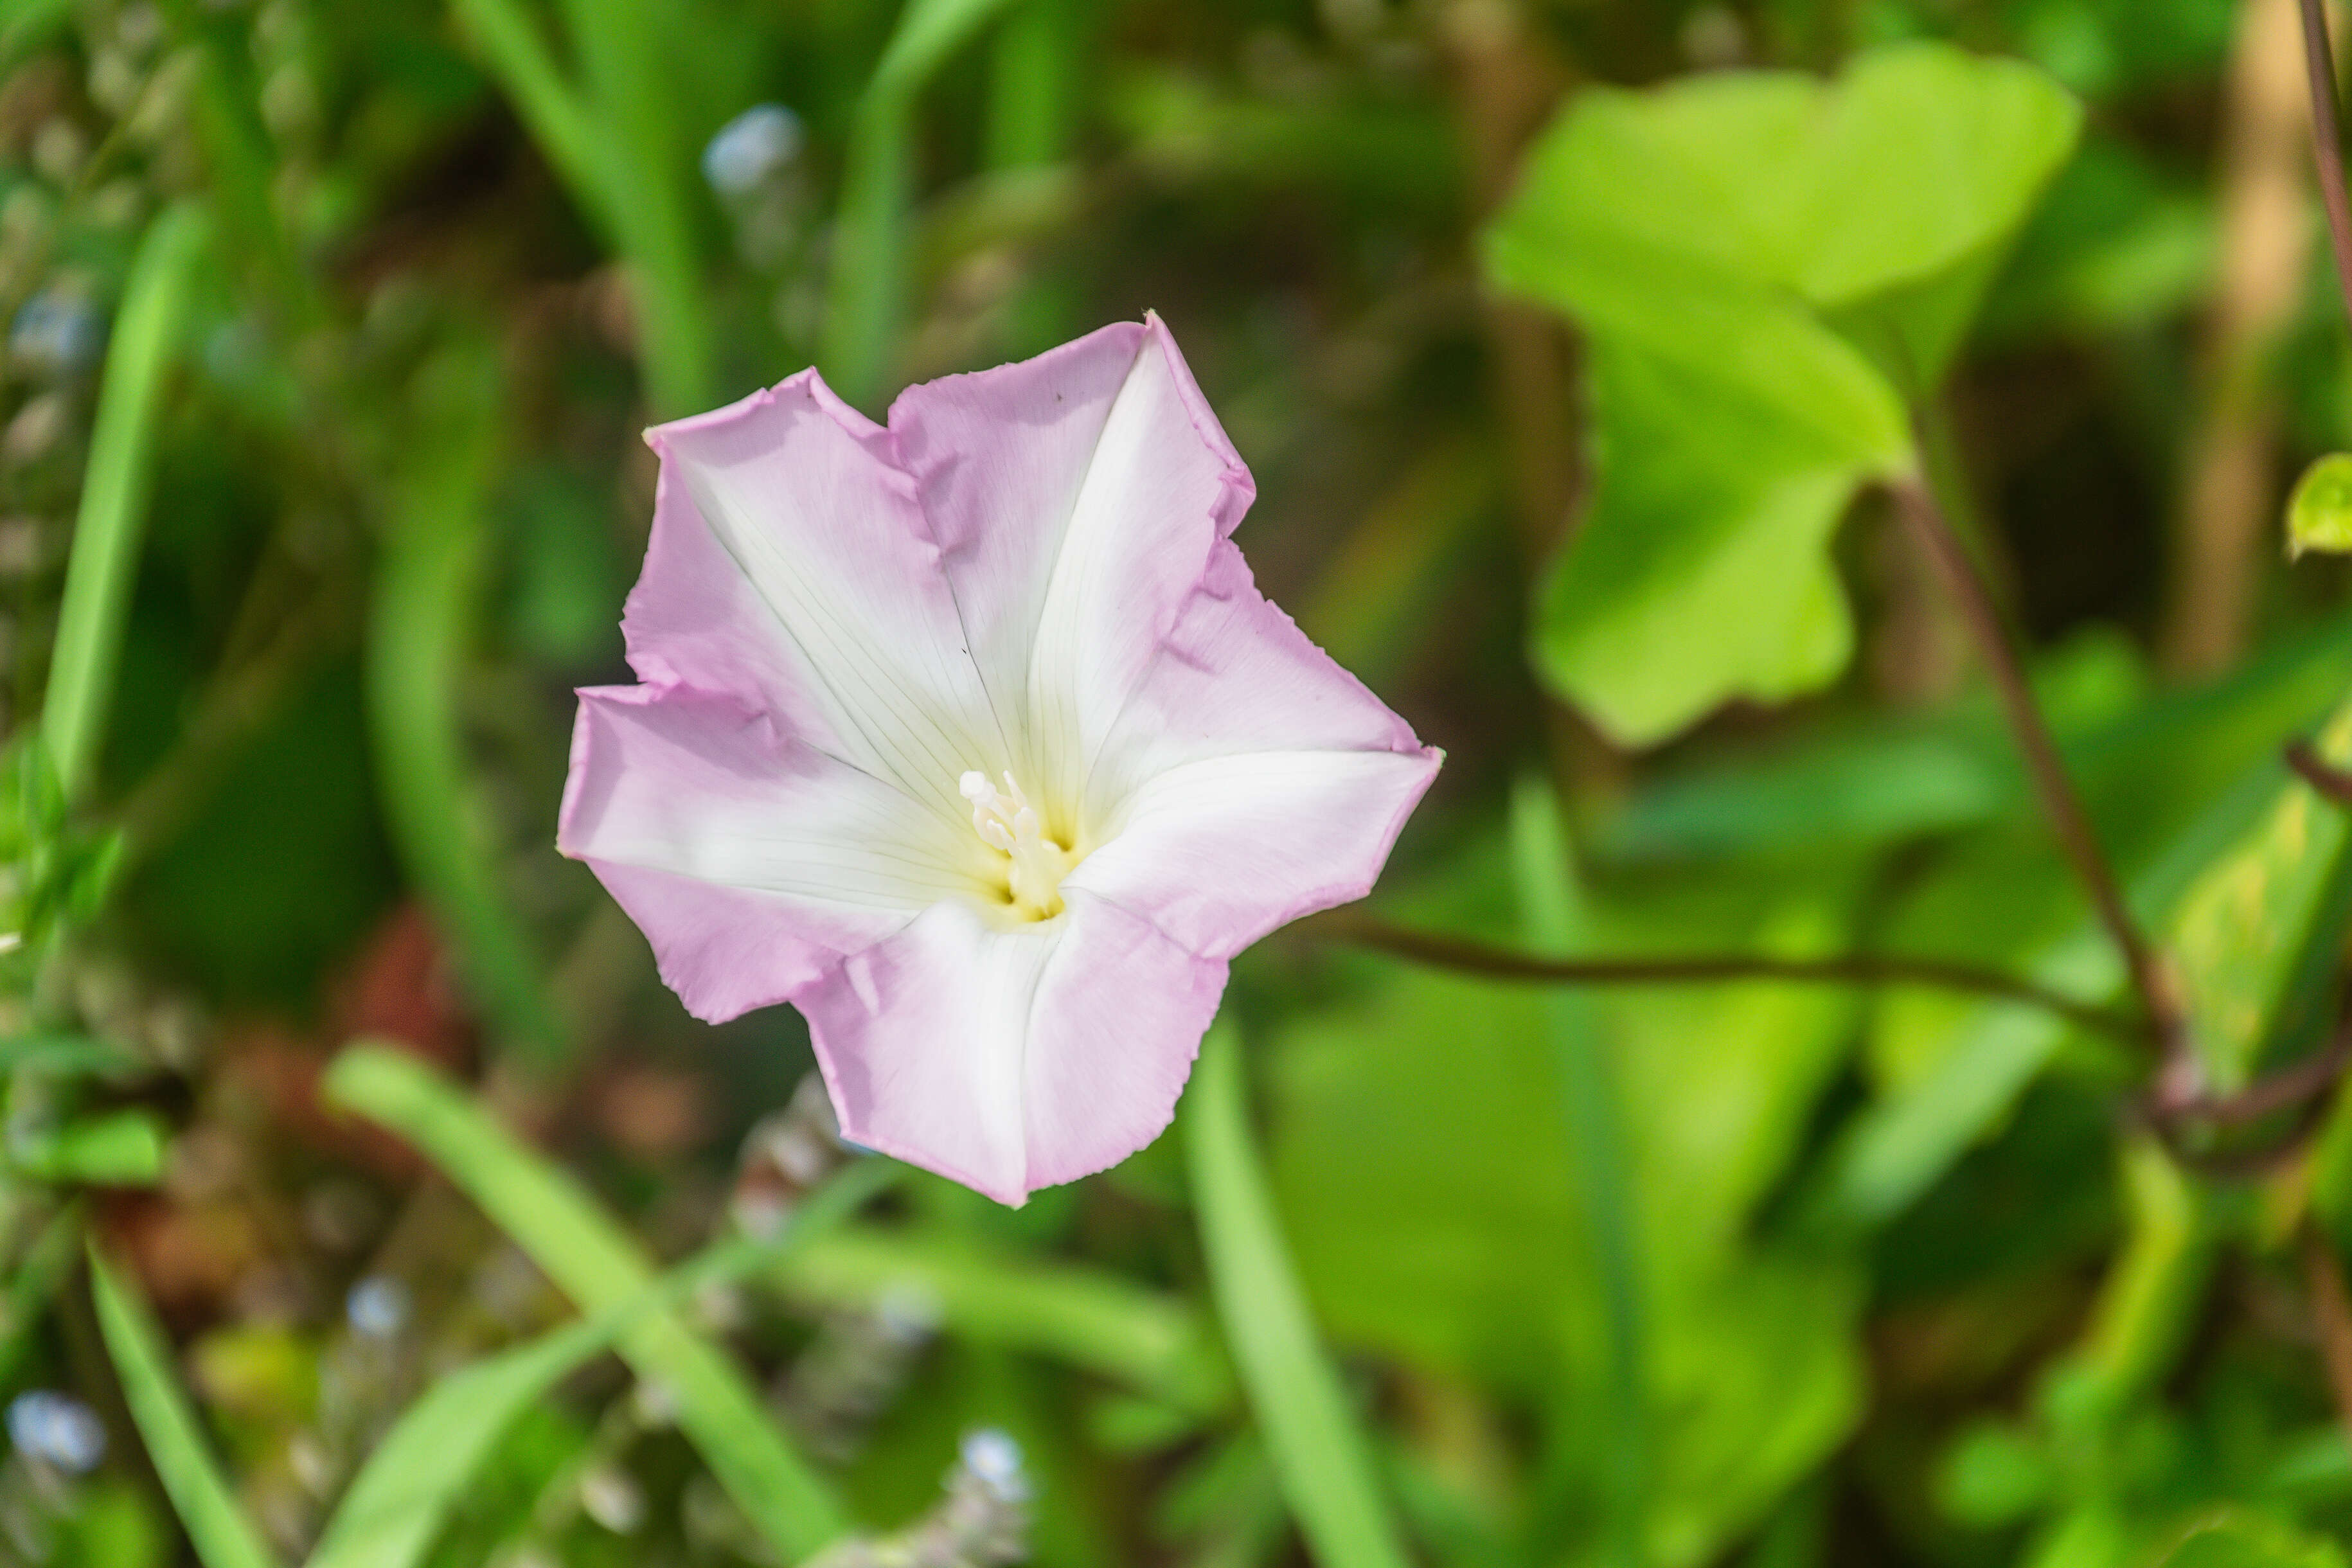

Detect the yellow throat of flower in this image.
[960,769,1077,922]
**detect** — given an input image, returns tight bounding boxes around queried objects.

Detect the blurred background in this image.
[6,0,2352,1565]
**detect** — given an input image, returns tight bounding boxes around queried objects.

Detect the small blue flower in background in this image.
[959,1428,1028,1504]
[702,104,803,197]
[346,1275,411,1339]
[9,291,100,379]
[8,1390,105,1474]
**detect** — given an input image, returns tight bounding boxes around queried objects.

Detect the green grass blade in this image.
[821,0,1022,405]
[446,0,610,235]
[321,1043,850,1558]
[43,203,209,803]
[555,0,713,414]
[1183,1019,1412,1568]
[984,0,1079,170]
[366,346,567,1060]
[308,1159,894,1568]
[0,1205,80,1391]
[450,0,711,414]
[1508,776,1648,1568]
[155,1,308,317]
[88,1247,278,1568]
[772,1226,1231,1411]
[2069,1137,2212,1420]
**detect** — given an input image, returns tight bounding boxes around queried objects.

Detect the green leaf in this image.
[87,1248,277,1568]
[1263,846,1866,1565]
[15,1110,166,1186]
[553,0,712,414]
[1821,922,2114,1231]
[0,1205,77,1392]
[57,1479,166,1568]
[1935,1421,2054,1526]
[1778,46,2084,314]
[1528,341,1867,744]
[308,1159,895,1568]
[1484,42,2079,745]
[321,1044,850,1560]
[44,202,210,803]
[2288,454,2352,559]
[984,0,1080,170]
[447,0,605,230]
[1824,621,2352,1227]
[1184,1019,1413,1568]
[1597,721,2009,865]
[1268,960,1572,1384]
[2167,694,2352,1091]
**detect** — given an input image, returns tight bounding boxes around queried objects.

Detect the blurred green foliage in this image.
[0,0,2349,1567]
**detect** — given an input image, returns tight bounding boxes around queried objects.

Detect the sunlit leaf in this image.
[1484,42,2080,745]
[2288,455,2352,559]
[2168,695,2352,1091]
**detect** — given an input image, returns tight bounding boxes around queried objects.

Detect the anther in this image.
[958,769,1071,919]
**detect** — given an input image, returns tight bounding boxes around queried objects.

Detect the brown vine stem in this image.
[2288,736,2352,803]
[2174,1032,2352,1126]
[1889,476,2185,1062]
[2300,0,2352,328]
[1314,909,2139,1041]
[2143,1022,2348,1176]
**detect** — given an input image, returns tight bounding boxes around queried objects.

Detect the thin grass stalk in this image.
[89,1247,278,1568]
[1509,778,1648,1568]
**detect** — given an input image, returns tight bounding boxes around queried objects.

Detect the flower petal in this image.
[573,860,905,1024]
[888,315,1251,810]
[641,371,1008,826]
[560,684,981,907]
[799,892,1225,1204]
[1065,747,1440,959]
[1082,537,1434,819]
[560,683,992,1022]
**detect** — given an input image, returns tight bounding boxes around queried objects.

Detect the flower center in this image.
[959,770,1074,920]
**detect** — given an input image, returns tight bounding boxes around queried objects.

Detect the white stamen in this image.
[958,770,1071,918]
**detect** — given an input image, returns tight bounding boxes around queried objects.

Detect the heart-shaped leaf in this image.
[1486,42,2080,745]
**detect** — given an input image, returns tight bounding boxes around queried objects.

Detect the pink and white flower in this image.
[558,316,1439,1204]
